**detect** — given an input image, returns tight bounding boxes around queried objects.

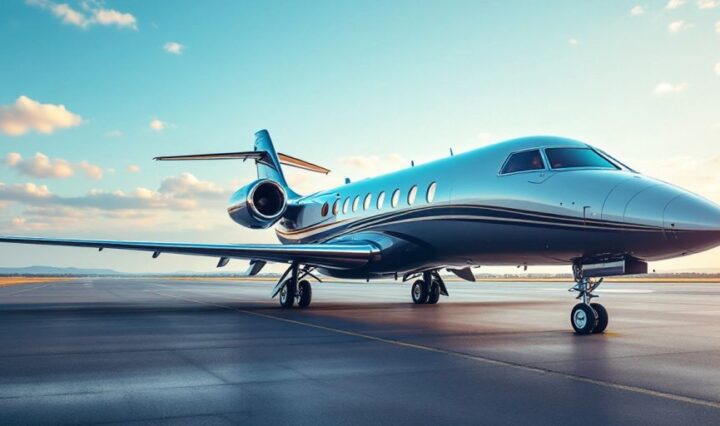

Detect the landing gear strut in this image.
[410,271,447,305]
[569,265,608,334]
[272,262,318,308]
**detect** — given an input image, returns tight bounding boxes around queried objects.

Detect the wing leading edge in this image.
[0,236,379,270]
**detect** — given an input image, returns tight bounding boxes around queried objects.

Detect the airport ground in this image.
[2,277,720,425]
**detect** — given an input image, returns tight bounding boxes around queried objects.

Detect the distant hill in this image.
[0,266,122,276]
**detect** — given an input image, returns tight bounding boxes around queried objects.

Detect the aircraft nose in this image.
[664,194,720,253]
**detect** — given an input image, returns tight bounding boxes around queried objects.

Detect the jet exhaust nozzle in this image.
[227,179,287,229]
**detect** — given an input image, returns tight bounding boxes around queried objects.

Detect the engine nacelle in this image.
[227,179,287,229]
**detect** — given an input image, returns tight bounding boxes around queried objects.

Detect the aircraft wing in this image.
[0,236,379,270]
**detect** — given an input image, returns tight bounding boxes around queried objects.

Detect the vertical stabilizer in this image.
[254,130,299,198]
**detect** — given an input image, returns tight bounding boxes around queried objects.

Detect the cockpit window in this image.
[545,148,618,170]
[500,150,545,174]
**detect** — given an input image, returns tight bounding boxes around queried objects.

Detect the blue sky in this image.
[0,0,719,273]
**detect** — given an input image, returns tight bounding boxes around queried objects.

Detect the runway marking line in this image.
[152,289,720,411]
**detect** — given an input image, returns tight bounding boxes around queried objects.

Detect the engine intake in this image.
[227,179,287,229]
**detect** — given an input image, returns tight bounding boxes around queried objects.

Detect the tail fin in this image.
[154,129,329,198]
[253,130,289,188]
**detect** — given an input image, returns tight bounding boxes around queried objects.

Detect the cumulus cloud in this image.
[0,96,82,136]
[77,160,103,180]
[630,5,645,15]
[149,119,166,131]
[668,20,688,33]
[126,164,140,173]
[6,153,74,179]
[163,42,184,55]
[568,38,579,46]
[697,0,718,9]
[666,0,686,9]
[0,173,228,216]
[51,2,86,26]
[653,81,688,95]
[158,172,228,199]
[92,7,137,29]
[0,182,53,203]
[26,0,137,29]
[6,152,103,180]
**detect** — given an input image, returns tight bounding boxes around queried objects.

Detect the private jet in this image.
[3,130,720,334]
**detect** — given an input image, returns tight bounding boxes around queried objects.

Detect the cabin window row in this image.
[321,182,437,217]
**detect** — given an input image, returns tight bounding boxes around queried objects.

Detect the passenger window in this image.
[352,196,359,212]
[407,185,417,205]
[377,191,385,210]
[332,199,339,215]
[363,193,372,210]
[426,182,437,203]
[545,148,618,170]
[321,202,329,217]
[391,189,400,208]
[500,150,545,174]
[342,197,349,214]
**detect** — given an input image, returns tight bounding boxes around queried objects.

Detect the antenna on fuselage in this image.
[411,160,415,167]
[449,148,454,156]
[344,177,351,184]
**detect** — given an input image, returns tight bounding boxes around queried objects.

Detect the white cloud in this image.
[668,20,688,33]
[52,2,87,26]
[6,153,73,179]
[149,119,166,131]
[126,164,141,173]
[0,96,82,136]
[666,0,686,9]
[77,160,103,180]
[653,81,689,95]
[26,0,137,30]
[158,173,227,199]
[163,42,184,55]
[697,0,719,9]
[630,5,645,15]
[92,8,137,29]
[0,182,53,202]
[568,38,578,46]
[6,152,103,180]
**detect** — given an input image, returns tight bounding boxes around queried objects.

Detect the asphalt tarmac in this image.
[2,277,720,425]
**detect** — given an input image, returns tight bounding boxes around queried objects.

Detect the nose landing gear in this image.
[569,270,609,334]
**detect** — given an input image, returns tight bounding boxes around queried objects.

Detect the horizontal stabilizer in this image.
[154,151,330,174]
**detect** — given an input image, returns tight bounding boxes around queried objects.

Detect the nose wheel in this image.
[569,274,609,334]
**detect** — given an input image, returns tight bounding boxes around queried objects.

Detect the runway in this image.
[2,278,720,425]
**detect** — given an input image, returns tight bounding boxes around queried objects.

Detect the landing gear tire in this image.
[590,303,608,334]
[427,281,440,304]
[412,280,429,304]
[298,280,312,308]
[571,303,598,335]
[279,279,295,308]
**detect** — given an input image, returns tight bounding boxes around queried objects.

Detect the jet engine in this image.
[227,179,287,229]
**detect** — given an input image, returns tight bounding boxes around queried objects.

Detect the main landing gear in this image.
[272,262,318,308]
[411,271,448,305]
[569,266,609,335]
